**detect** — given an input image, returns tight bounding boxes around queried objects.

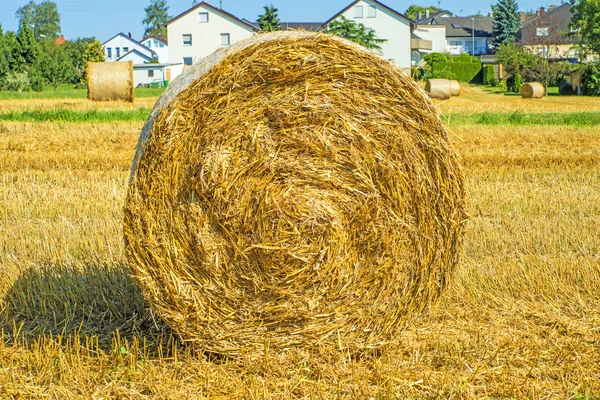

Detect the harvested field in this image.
[1,104,599,397]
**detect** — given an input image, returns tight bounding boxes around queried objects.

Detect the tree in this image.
[143,0,170,38]
[0,27,9,88]
[16,1,61,40]
[324,16,386,52]
[12,23,40,72]
[38,39,75,90]
[67,37,96,83]
[81,40,105,80]
[257,5,281,31]
[404,5,442,20]
[569,0,600,56]
[491,0,521,48]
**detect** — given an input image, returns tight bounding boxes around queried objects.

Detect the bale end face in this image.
[425,79,452,99]
[123,32,467,355]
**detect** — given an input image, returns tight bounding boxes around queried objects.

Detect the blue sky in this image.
[0,0,559,42]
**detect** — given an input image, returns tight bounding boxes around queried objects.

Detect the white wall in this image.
[168,4,255,68]
[413,25,447,53]
[334,0,412,68]
[134,66,166,87]
[141,37,169,63]
[446,37,488,55]
[103,34,153,62]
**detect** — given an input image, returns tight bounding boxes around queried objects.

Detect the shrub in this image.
[5,71,30,92]
[506,73,522,93]
[489,77,499,87]
[423,52,449,65]
[432,61,482,83]
[558,78,574,96]
[483,65,495,85]
[580,62,600,96]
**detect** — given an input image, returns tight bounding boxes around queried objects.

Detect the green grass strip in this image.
[445,112,600,127]
[0,108,151,123]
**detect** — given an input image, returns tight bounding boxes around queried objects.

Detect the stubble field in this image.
[0,88,599,398]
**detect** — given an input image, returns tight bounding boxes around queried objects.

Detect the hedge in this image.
[483,65,495,85]
[432,61,482,83]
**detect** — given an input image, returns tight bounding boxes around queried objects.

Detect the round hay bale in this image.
[123,32,467,355]
[87,61,134,102]
[425,79,452,99]
[449,80,461,96]
[520,82,545,98]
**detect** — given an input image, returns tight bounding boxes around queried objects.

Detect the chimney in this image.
[418,11,422,20]
[539,7,545,16]
[128,32,132,38]
[425,10,430,18]
[520,12,526,21]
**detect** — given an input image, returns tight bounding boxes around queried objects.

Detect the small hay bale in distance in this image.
[449,80,461,96]
[425,78,452,99]
[87,61,134,102]
[123,32,467,355]
[520,82,545,98]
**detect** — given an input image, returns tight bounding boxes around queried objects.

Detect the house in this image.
[324,0,416,69]
[516,4,579,61]
[281,22,323,31]
[166,1,258,74]
[103,33,155,63]
[140,35,169,64]
[133,63,183,87]
[55,35,66,45]
[419,15,493,55]
[411,25,446,65]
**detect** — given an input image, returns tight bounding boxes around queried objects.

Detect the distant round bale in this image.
[449,80,461,96]
[425,78,452,99]
[520,82,545,98]
[123,32,467,355]
[87,61,134,102]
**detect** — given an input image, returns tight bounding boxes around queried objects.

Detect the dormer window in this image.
[536,27,549,36]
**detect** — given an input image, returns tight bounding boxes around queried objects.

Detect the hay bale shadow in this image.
[0,263,173,352]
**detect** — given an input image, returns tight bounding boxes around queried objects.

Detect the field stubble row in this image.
[0,120,599,398]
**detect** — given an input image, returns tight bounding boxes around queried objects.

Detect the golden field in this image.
[0,91,599,398]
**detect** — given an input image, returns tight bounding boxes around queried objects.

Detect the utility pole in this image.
[470,17,475,56]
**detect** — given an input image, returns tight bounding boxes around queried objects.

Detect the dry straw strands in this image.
[425,78,452,99]
[123,31,467,355]
[449,80,461,96]
[521,82,545,98]
[87,61,134,102]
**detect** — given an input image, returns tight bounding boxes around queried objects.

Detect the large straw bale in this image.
[449,80,461,96]
[520,82,545,98]
[425,79,452,99]
[87,61,134,102]
[123,32,467,355]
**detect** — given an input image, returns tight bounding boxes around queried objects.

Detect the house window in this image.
[148,70,154,78]
[183,57,193,65]
[220,33,230,46]
[107,47,112,59]
[450,40,461,46]
[183,34,192,46]
[367,5,376,18]
[199,12,209,23]
[116,47,120,58]
[536,27,549,36]
[159,41,165,47]
[354,5,363,18]
[123,47,129,54]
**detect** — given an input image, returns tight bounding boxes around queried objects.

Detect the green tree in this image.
[0,26,10,88]
[143,0,170,38]
[12,23,40,72]
[16,1,61,40]
[38,39,75,90]
[257,5,281,31]
[324,16,386,52]
[81,40,105,80]
[404,5,442,20]
[68,37,96,83]
[569,0,600,56]
[491,0,521,48]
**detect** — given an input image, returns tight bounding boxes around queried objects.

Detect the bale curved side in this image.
[87,61,134,102]
[124,32,467,355]
[520,82,545,98]
[425,79,452,99]
[449,80,461,96]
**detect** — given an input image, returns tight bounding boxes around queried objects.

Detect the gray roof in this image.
[516,4,577,46]
[416,10,455,24]
[281,22,324,31]
[428,16,493,37]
